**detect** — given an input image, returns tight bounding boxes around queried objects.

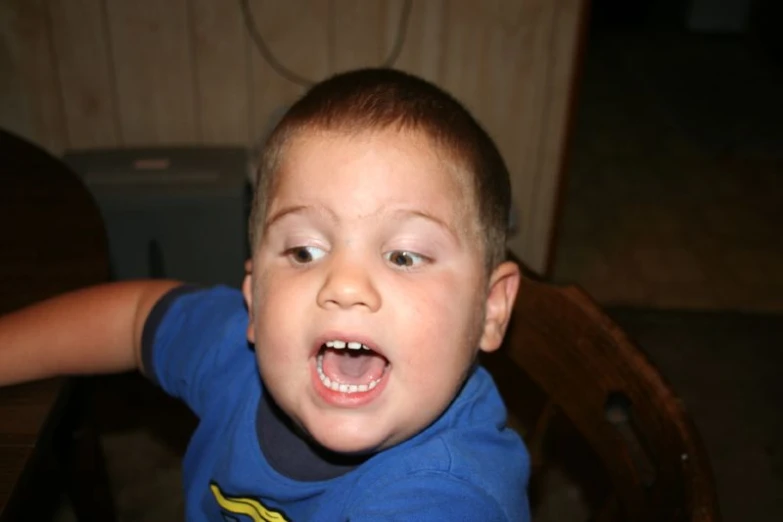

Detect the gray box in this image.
[64,147,251,288]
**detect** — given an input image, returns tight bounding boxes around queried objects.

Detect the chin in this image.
[308,424,394,456]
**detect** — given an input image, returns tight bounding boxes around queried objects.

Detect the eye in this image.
[287,246,326,265]
[384,250,426,269]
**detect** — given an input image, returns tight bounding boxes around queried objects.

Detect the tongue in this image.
[322,348,387,384]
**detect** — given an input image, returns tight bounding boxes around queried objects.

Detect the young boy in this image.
[0,69,530,521]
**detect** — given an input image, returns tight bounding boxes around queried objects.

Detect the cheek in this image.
[252,274,297,361]
[254,267,298,313]
[392,272,484,357]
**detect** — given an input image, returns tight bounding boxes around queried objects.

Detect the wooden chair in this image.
[0,128,116,521]
[481,274,720,522]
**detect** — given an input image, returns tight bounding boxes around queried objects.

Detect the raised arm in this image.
[0,280,181,386]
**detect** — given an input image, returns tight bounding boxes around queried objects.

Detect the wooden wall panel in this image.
[496,1,560,268]
[439,0,542,263]
[391,0,446,83]
[105,0,197,145]
[0,3,34,143]
[0,0,585,273]
[245,0,328,149]
[0,0,68,151]
[503,0,584,271]
[48,0,119,149]
[330,0,403,72]
[190,0,250,145]
[520,0,585,271]
[439,0,488,111]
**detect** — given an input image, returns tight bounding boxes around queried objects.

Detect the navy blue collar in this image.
[256,392,370,482]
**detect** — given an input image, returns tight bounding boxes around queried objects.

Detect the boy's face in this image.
[243,128,519,455]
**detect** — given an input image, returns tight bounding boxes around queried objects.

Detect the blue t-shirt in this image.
[143,285,531,521]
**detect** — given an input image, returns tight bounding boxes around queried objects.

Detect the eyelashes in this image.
[284,246,430,270]
[285,245,327,265]
[383,250,428,269]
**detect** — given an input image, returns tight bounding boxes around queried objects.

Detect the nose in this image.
[316,252,381,312]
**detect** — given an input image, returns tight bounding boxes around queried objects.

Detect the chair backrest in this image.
[481,274,720,522]
[0,128,109,313]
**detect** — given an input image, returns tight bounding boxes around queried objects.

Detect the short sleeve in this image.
[346,473,518,522]
[141,285,252,416]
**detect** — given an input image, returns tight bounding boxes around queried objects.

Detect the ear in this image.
[241,267,256,344]
[478,261,520,353]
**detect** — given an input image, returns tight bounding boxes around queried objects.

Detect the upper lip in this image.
[313,332,386,359]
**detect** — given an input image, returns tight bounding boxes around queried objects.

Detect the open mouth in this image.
[316,340,389,394]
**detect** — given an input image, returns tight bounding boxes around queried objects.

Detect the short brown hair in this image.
[250,68,511,271]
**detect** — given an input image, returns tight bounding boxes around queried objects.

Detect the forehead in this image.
[270,128,477,222]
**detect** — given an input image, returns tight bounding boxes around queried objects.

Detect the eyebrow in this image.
[264,205,460,243]
[264,204,338,232]
[390,209,461,244]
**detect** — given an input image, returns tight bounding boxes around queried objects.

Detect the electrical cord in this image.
[239,0,412,87]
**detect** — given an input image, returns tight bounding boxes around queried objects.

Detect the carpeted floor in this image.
[551,28,783,313]
[607,308,783,522]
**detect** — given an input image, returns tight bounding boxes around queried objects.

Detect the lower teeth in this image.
[316,353,383,393]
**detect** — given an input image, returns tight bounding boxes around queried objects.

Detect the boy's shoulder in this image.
[144,284,245,339]
[145,284,246,348]
[142,284,252,412]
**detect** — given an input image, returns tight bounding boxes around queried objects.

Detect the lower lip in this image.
[311,360,389,407]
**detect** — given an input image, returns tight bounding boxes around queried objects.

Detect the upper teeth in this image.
[325,340,369,350]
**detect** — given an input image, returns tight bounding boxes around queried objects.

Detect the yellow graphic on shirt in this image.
[210,482,291,522]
